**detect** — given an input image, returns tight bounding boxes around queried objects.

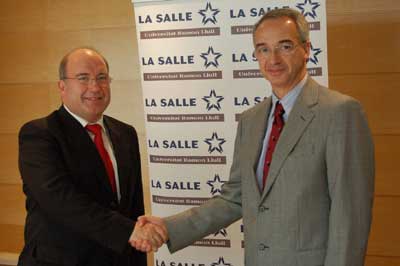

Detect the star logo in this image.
[202,89,224,111]
[200,46,222,68]
[198,2,220,25]
[214,228,228,237]
[296,0,320,19]
[204,132,226,154]
[207,174,226,195]
[307,43,322,65]
[211,257,232,266]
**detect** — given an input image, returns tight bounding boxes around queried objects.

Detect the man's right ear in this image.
[58,80,65,92]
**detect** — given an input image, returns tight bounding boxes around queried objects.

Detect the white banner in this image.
[132,1,327,265]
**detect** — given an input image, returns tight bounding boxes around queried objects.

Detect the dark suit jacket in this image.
[18,106,146,266]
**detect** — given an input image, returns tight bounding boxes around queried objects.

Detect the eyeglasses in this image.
[254,42,302,59]
[63,75,112,86]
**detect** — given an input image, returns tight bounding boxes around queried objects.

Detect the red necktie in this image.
[262,102,285,189]
[86,124,117,193]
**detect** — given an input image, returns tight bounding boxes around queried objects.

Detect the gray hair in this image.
[253,8,309,43]
[58,47,109,80]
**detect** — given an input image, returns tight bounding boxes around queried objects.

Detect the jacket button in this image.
[258,243,268,251]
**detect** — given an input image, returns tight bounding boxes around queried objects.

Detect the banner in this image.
[132,0,327,265]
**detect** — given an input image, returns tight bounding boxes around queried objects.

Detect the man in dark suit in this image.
[18,47,162,266]
[132,8,375,266]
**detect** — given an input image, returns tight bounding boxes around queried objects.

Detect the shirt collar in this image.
[271,74,308,117]
[63,104,105,130]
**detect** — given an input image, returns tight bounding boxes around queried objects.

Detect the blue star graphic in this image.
[307,43,322,65]
[211,257,232,266]
[202,89,224,111]
[214,228,228,237]
[296,0,320,19]
[204,132,226,154]
[207,174,226,195]
[198,2,220,25]
[200,46,222,68]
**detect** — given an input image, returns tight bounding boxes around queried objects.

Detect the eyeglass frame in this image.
[254,40,307,59]
[62,74,112,86]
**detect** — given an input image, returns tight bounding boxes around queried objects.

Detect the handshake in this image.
[129,216,168,252]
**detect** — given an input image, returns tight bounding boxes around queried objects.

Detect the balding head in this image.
[59,47,109,80]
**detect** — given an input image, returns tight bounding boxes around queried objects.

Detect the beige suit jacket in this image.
[165,78,375,266]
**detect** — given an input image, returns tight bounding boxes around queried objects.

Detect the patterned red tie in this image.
[86,124,117,193]
[262,102,285,189]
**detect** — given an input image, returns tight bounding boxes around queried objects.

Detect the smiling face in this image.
[58,49,111,123]
[254,16,310,98]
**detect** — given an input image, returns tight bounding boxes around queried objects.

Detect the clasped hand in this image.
[129,216,168,252]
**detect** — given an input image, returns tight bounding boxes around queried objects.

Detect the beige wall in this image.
[0,0,399,265]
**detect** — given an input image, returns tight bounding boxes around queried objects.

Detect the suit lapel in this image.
[58,107,116,199]
[250,99,272,172]
[104,117,129,206]
[244,99,272,199]
[234,97,271,199]
[261,78,319,201]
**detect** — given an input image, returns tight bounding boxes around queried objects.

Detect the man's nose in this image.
[268,49,282,63]
[87,79,102,89]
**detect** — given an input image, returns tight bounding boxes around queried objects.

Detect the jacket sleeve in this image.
[165,119,244,253]
[324,99,375,266]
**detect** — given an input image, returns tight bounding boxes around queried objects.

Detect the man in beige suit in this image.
[132,8,375,266]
